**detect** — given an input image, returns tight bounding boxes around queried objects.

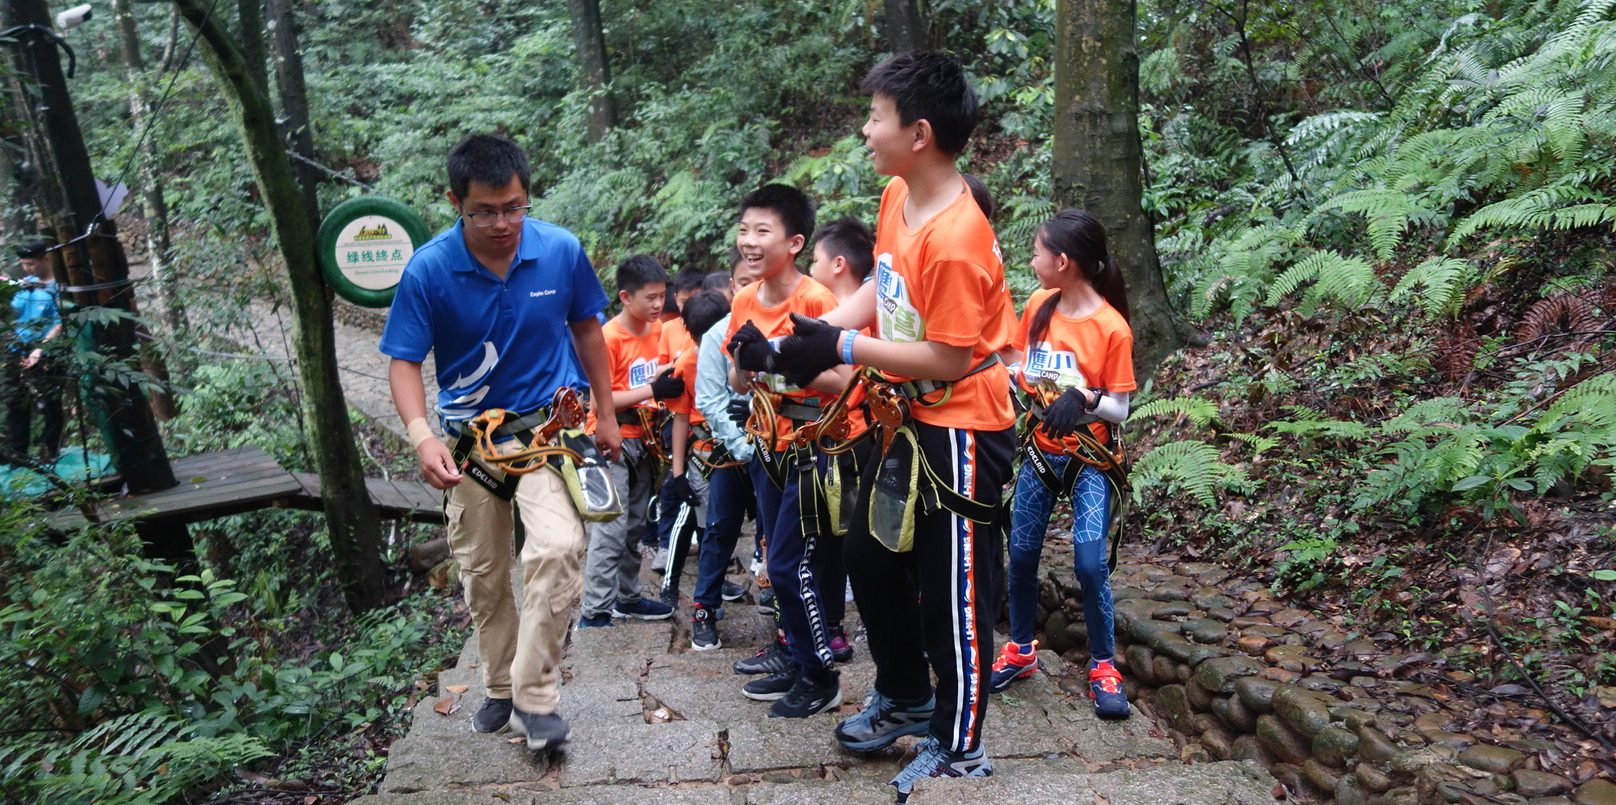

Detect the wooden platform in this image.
[50,445,443,529]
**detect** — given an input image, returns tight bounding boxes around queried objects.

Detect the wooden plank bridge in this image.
[49,445,442,530]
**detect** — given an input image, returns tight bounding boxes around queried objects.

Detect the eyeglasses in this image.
[461,205,531,228]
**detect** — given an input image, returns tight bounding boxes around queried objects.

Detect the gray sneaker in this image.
[508,707,570,750]
[833,690,935,751]
[652,545,670,573]
[471,697,512,733]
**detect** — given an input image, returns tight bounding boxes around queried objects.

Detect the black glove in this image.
[777,313,846,388]
[650,367,685,401]
[668,473,702,506]
[1040,387,1090,439]
[728,321,779,374]
[727,397,751,426]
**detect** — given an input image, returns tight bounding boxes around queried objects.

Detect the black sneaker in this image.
[828,623,853,663]
[691,605,721,651]
[742,669,799,702]
[733,640,792,675]
[769,669,842,718]
[471,697,512,733]
[721,580,747,602]
[507,707,570,750]
[757,588,778,615]
[612,597,674,620]
[660,586,681,608]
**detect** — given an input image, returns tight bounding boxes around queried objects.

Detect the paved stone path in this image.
[351,550,1277,805]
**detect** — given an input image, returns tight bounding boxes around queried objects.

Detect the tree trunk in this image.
[883,0,927,52]
[1052,0,1197,379]
[113,0,185,336]
[237,0,269,97]
[566,0,616,143]
[265,0,318,222]
[174,0,388,612]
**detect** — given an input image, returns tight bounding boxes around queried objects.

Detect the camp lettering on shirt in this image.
[725,276,838,452]
[378,217,607,429]
[1010,288,1136,452]
[590,317,662,440]
[872,177,1015,430]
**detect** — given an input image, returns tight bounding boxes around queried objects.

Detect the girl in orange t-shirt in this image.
[991,210,1136,721]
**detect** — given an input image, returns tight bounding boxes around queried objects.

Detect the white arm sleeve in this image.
[1092,391,1130,425]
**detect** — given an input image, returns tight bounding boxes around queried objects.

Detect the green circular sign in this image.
[317,196,431,308]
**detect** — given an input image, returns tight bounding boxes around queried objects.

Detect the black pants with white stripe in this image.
[846,421,1014,754]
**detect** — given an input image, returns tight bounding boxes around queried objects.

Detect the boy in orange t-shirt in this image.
[723,184,846,718]
[774,52,1015,798]
[579,256,684,627]
[652,268,715,595]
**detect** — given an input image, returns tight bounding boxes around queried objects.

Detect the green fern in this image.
[1317,188,1429,260]
[1130,440,1252,507]
[1226,431,1280,458]
[1130,395,1220,429]
[1389,257,1476,317]
[1264,250,1384,316]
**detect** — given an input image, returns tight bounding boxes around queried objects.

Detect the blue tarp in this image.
[0,449,114,499]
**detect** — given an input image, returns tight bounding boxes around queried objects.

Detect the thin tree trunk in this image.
[265,0,318,222]
[113,0,184,335]
[883,0,927,52]
[1053,0,1200,379]
[237,0,269,96]
[566,0,616,143]
[174,0,387,612]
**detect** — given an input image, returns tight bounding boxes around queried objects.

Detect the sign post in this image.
[317,196,430,307]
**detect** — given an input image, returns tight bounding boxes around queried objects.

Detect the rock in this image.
[1273,685,1332,737]
[1149,631,1227,666]
[1269,762,1306,794]
[1207,607,1238,623]
[1576,777,1616,804]
[1236,634,1272,655]
[1156,684,1193,732]
[1272,608,1310,628]
[1381,785,1421,804]
[1044,610,1075,655]
[1313,726,1361,767]
[1256,714,1311,764]
[1174,662,1193,683]
[1212,694,1256,732]
[1335,708,1378,731]
[1148,583,1195,604]
[1297,674,1345,693]
[1343,639,1379,658]
[1229,735,1273,766]
[1355,762,1394,793]
[1192,592,1236,611]
[1419,730,1473,751]
[1304,758,1341,794]
[1200,726,1234,759]
[1229,616,1269,629]
[1242,623,1290,639]
[1296,619,1332,637]
[1153,656,1178,687]
[1457,744,1524,774]
[1186,678,1213,711]
[1336,771,1372,805]
[1390,748,1441,778]
[1124,645,1156,685]
[1182,618,1229,645]
[1192,655,1267,695]
[1316,629,1351,651]
[1265,644,1319,672]
[1235,676,1281,714]
[1127,617,1182,643]
[1259,667,1302,684]
[1512,770,1572,798]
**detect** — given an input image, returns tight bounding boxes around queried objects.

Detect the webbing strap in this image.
[889,353,1003,407]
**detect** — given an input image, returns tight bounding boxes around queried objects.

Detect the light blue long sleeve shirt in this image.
[695,312,753,463]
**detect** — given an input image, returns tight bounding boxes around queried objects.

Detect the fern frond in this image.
[1226,431,1280,458]
[1389,257,1476,317]
[1268,417,1374,440]
[1382,396,1474,432]
[1265,250,1383,315]
[1129,440,1252,507]
[1318,188,1422,260]
[1131,396,1220,429]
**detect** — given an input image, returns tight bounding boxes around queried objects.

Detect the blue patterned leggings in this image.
[1005,451,1115,660]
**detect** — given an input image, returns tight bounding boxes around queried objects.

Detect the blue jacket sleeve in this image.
[695,318,752,462]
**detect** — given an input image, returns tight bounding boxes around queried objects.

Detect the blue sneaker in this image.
[833,689,935,752]
[890,738,991,802]
[989,640,1039,693]
[1089,659,1131,719]
[612,597,674,620]
[578,612,612,628]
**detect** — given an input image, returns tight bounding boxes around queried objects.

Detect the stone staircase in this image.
[353,574,1278,804]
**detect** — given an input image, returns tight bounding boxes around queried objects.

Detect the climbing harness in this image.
[452,387,623,522]
[1017,379,1131,571]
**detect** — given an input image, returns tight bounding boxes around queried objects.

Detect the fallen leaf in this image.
[446,684,469,694]
[507,736,524,744]
[433,697,455,716]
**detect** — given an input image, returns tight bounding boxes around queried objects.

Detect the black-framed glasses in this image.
[462,205,531,228]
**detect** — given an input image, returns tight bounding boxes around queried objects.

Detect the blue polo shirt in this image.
[378,218,608,427]
[10,279,59,350]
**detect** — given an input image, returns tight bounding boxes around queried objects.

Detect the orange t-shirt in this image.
[1011,289,1136,452]
[725,275,838,452]
[872,177,1015,429]
[588,316,662,440]
[664,341,704,427]
[658,318,696,369]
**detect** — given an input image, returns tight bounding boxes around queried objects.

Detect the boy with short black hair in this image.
[776,51,1016,799]
[652,268,716,577]
[578,255,683,627]
[723,183,845,717]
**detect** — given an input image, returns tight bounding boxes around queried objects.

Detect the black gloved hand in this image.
[650,367,685,401]
[777,313,846,388]
[728,321,780,374]
[668,473,703,506]
[727,397,751,426]
[1040,387,1090,439]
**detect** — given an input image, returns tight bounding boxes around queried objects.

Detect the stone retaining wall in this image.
[1029,558,1613,804]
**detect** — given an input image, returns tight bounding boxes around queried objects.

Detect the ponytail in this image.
[1037,209,1130,323]
[1028,290,1061,348]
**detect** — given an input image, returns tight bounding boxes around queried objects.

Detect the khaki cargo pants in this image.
[444,451,586,715]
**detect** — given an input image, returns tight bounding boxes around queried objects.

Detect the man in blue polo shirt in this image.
[5,239,64,465]
[380,134,621,750]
